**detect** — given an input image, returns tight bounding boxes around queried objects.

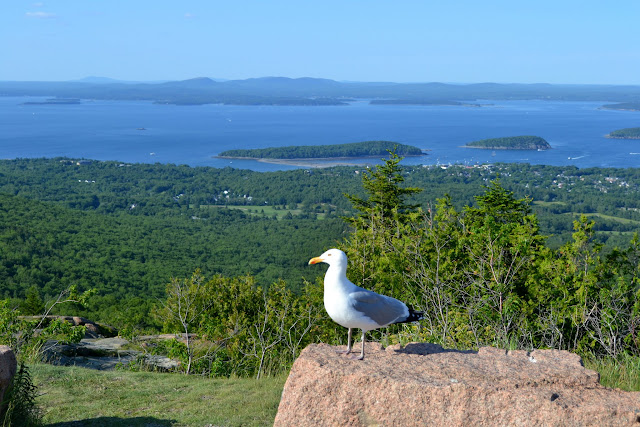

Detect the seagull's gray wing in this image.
[349,290,408,326]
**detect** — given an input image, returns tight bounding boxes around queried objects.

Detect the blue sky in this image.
[2,1,640,84]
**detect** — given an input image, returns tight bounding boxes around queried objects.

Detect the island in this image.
[465,136,551,150]
[600,103,640,112]
[217,141,424,160]
[153,97,349,106]
[605,127,640,139]
[370,99,482,107]
[21,98,81,105]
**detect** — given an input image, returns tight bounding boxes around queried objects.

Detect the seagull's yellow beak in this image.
[308,256,323,265]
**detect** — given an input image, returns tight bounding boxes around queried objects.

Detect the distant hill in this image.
[3,77,640,106]
[160,77,219,89]
[70,76,171,84]
[218,141,424,159]
[465,136,551,150]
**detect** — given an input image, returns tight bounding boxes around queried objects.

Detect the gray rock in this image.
[0,346,16,405]
[42,337,180,371]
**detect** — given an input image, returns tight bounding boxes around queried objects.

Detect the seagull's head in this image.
[308,248,347,268]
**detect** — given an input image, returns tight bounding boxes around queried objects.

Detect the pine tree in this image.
[20,286,45,316]
[344,150,421,230]
[342,151,421,299]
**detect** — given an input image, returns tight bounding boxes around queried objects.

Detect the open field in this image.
[569,212,640,226]
[198,204,330,219]
[532,201,568,207]
[31,364,286,426]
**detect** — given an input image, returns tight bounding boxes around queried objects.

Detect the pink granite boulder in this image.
[275,342,640,426]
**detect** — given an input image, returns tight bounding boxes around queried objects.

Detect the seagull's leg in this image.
[352,331,366,360]
[336,328,352,354]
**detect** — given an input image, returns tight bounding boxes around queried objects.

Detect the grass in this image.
[30,363,286,426]
[532,201,568,207]
[533,201,640,226]
[565,212,640,225]
[583,354,640,391]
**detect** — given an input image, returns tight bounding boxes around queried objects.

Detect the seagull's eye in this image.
[327,253,331,256]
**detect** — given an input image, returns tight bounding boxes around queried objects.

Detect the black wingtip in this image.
[406,308,424,322]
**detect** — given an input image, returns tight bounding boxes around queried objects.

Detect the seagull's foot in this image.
[335,348,352,355]
[349,354,365,360]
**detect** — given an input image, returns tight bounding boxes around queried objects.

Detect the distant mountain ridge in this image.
[3,76,640,106]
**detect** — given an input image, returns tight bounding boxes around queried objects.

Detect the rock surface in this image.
[19,315,117,339]
[43,337,180,371]
[275,342,640,426]
[0,346,17,405]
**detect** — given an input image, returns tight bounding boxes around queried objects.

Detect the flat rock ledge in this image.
[42,337,180,371]
[275,342,640,426]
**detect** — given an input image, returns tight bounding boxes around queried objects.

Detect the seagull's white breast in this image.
[323,269,381,331]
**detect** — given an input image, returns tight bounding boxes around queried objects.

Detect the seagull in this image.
[309,248,424,360]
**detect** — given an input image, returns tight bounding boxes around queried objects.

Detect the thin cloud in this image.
[33,2,44,7]
[25,11,56,18]
[184,12,195,19]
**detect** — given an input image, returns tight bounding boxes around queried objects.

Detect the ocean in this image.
[2,97,640,171]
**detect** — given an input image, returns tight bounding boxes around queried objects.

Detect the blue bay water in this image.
[2,97,640,171]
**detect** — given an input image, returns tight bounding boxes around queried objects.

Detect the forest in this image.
[465,135,551,150]
[2,156,640,379]
[218,140,423,159]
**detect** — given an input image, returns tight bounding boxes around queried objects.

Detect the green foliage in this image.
[219,141,423,159]
[342,151,422,299]
[0,286,90,362]
[156,272,333,378]
[1,363,41,427]
[584,354,640,391]
[19,287,44,316]
[466,135,550,149]
[0,288,92,426]
[340,163,640,359]
[4,157,640,365]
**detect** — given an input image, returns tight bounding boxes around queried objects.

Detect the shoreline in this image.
[215,154,425,168]
[605,135,640,140]
[258,158,368,168]
[463,146,551,150]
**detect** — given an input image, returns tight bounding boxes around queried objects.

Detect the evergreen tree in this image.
[19,286,44,316]
[342,151,421,299]
[344,151,421,229]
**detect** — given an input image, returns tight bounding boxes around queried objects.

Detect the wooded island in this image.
[218,140,424,159]
[465,135,551,150]
[600,103,640,112]
[605,127,640,139]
